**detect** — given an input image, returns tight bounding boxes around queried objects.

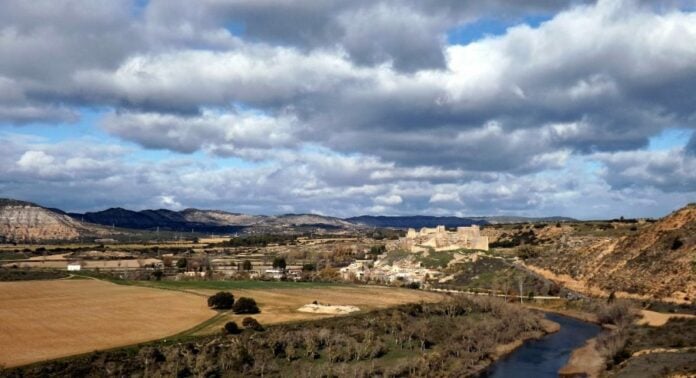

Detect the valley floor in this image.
[0,278,443,367]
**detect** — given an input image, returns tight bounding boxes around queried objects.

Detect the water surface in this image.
[483,313,601,378]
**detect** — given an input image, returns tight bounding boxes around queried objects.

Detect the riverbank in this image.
[559,338,604,378]
[482,313,601,378]
[492,318,561,358]
[525,303,611,377]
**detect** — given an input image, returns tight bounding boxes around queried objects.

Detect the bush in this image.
[208,291,235,310]
[671,238,683,250]
[369,245,386,255]
[516,245,540,260]
[233,297,260,314]
[242,260,253,271]
[151,270,163,281]
[272,257,286,269]
[224,321,241,334]
[176,258,187,270]
[242,317,264,331]
[406,282,420,289]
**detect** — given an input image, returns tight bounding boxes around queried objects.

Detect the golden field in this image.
[0,279,444,367]
[0,279,215,367]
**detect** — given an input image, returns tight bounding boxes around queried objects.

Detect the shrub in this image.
[369,245,386,255]
[671,238,683,250]
[233,297,260,314]
[406,282,420,289]
[224,321,241,334]
[272,257,286,269]
[208,291,235,310]
[516,245,540,260]
[151,270,163,281]
[242,317,264,331]
[242,260,253,271]
[176,258,187,270]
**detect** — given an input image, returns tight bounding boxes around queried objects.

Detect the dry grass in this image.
[637,310,695,326]
[183,285,445,335]
[0,280,216,368]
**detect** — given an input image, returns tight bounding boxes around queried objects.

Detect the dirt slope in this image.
[530,204,696,302]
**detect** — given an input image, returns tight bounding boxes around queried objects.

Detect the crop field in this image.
[134,281,447,335]
[0,279,445,367]
[0,279,216,368]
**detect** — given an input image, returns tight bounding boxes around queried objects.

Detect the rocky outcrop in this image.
[0,199,84,242]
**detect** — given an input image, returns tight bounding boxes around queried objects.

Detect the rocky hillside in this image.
[529,204,696,302]
[0,199,108,242]
[179,209,264,226]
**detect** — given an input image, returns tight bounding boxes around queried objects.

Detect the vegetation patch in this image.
[7,296,547,377]
[0,268,68,281]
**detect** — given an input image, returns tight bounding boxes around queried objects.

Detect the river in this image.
[483,313,601,377]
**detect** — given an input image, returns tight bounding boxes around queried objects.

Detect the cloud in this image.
[101,109,300,157]
[596,147,696,192]
[374,194,403,206]
[0,0,695,219]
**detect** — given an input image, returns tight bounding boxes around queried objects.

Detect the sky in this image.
[1,0,695,219]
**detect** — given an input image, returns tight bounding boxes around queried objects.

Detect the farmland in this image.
[0,279,215,367]
[0,278,444,367]
[114,279,445,335]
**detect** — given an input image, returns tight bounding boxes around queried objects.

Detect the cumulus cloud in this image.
[596,148,696,192]
[101,109,300,157]
[0,0,695,218]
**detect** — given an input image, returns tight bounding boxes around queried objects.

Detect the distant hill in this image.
[0,197,577,240]
[70,208,252,233]
[346,215,486,228]
[0,199,110,242]
[346,215,576,228]
[69,209,356,233]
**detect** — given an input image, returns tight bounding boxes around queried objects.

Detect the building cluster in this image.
[339,258,442,285]
[400,225,489,252]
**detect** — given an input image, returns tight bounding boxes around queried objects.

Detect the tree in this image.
[302,263,316,272]
[151,270,163,281]
[176,257,187,270]
[242,317,264,331]
[607,291,616,304]
[224,321,241,334]
[369,245,386,255]
[233,297,260,314]
[272,257,286,270]
[242,260,253,271]
[208,291,235,310]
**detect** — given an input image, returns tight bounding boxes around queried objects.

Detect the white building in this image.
[67,262,82,271]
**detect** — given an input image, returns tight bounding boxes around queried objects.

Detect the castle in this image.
[401,225,488,252]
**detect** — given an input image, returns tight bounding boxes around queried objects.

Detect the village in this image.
[3,225,489,288]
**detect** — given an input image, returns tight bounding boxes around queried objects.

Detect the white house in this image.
[67,262,82,271]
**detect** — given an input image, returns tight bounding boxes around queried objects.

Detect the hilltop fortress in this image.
[401,225,489,252]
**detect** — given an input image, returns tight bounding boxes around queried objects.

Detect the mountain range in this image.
[0,197,575,242]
